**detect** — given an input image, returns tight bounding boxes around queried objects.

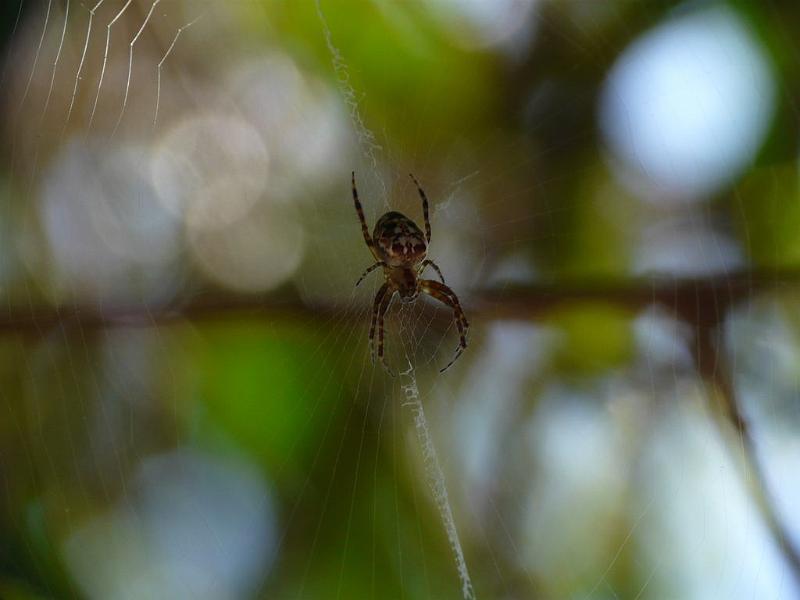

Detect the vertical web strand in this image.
[314,2,476,597]
[401,364,476,600]
[314,0,386,204]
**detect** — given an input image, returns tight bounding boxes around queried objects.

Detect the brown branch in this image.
[0,291,318,335]
[475,267,800,324]
[2,268,798,584]
[694,323,800,589]
[2,267,799,336]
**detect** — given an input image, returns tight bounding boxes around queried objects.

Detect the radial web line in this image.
[18,0,52,113]
[63,0,105,136]
[39,0,70,125]
[27,0,70,201]
[153,13,203,128]
[401,364,476,600]
[8,0,52,177]
[112,0,160,137]
[314,0,386,202]
[88,0,134,130]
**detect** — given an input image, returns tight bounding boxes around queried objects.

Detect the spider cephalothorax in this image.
[352,172,468,373]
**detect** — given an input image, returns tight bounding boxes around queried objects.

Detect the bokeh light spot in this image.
[188,201,304,293]
[151,113,269,229]
[63,449,276,600]
[600,5,776,203]
[40,141,181,303]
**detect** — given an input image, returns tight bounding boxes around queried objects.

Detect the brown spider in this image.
[352,171,468,374]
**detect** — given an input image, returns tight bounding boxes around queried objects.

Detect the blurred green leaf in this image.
[173,320,343,481]
[248,0,498,147]
[547,303,633,375]
[734,164,800,267]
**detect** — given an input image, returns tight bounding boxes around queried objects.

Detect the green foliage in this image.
[251,0,497,147]
[172,320,341,479]
[547,303,634,375]
[734,164,800,266]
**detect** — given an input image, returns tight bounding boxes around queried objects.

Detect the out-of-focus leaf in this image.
[172,320,343,481]
[547,303,633,375]
[246,0,498,147]
[734,164,800,267]
[0,579,47,600]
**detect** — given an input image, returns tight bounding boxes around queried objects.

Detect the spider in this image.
[352,171,469,374]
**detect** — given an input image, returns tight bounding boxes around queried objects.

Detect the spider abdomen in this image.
[373,211,427,266]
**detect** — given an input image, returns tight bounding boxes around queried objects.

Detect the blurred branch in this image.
[3,267,800,336]
[693,323,800,589]
[476,267,800,324]
[0,292,312,335]
[2,269,799,586]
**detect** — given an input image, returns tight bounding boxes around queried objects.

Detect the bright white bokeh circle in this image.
[600,5,776,203]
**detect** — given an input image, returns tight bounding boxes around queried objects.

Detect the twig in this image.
[2,268,798,587]
[3,267,800,336]
[693,323,800,589]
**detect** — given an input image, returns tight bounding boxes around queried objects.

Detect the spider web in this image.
[314,2,475,597]
[1,1,800,599]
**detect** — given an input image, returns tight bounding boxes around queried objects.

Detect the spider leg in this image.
[369,282,389,359]
[352,171,379,260]
[372,284,396,376]
[356,261,386,287]
[421,279,469,329]
[419,259,445,284]
[419,279,469,372]
[409,173,431,244]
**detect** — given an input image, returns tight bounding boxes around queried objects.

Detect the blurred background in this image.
[1,0,800,598]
